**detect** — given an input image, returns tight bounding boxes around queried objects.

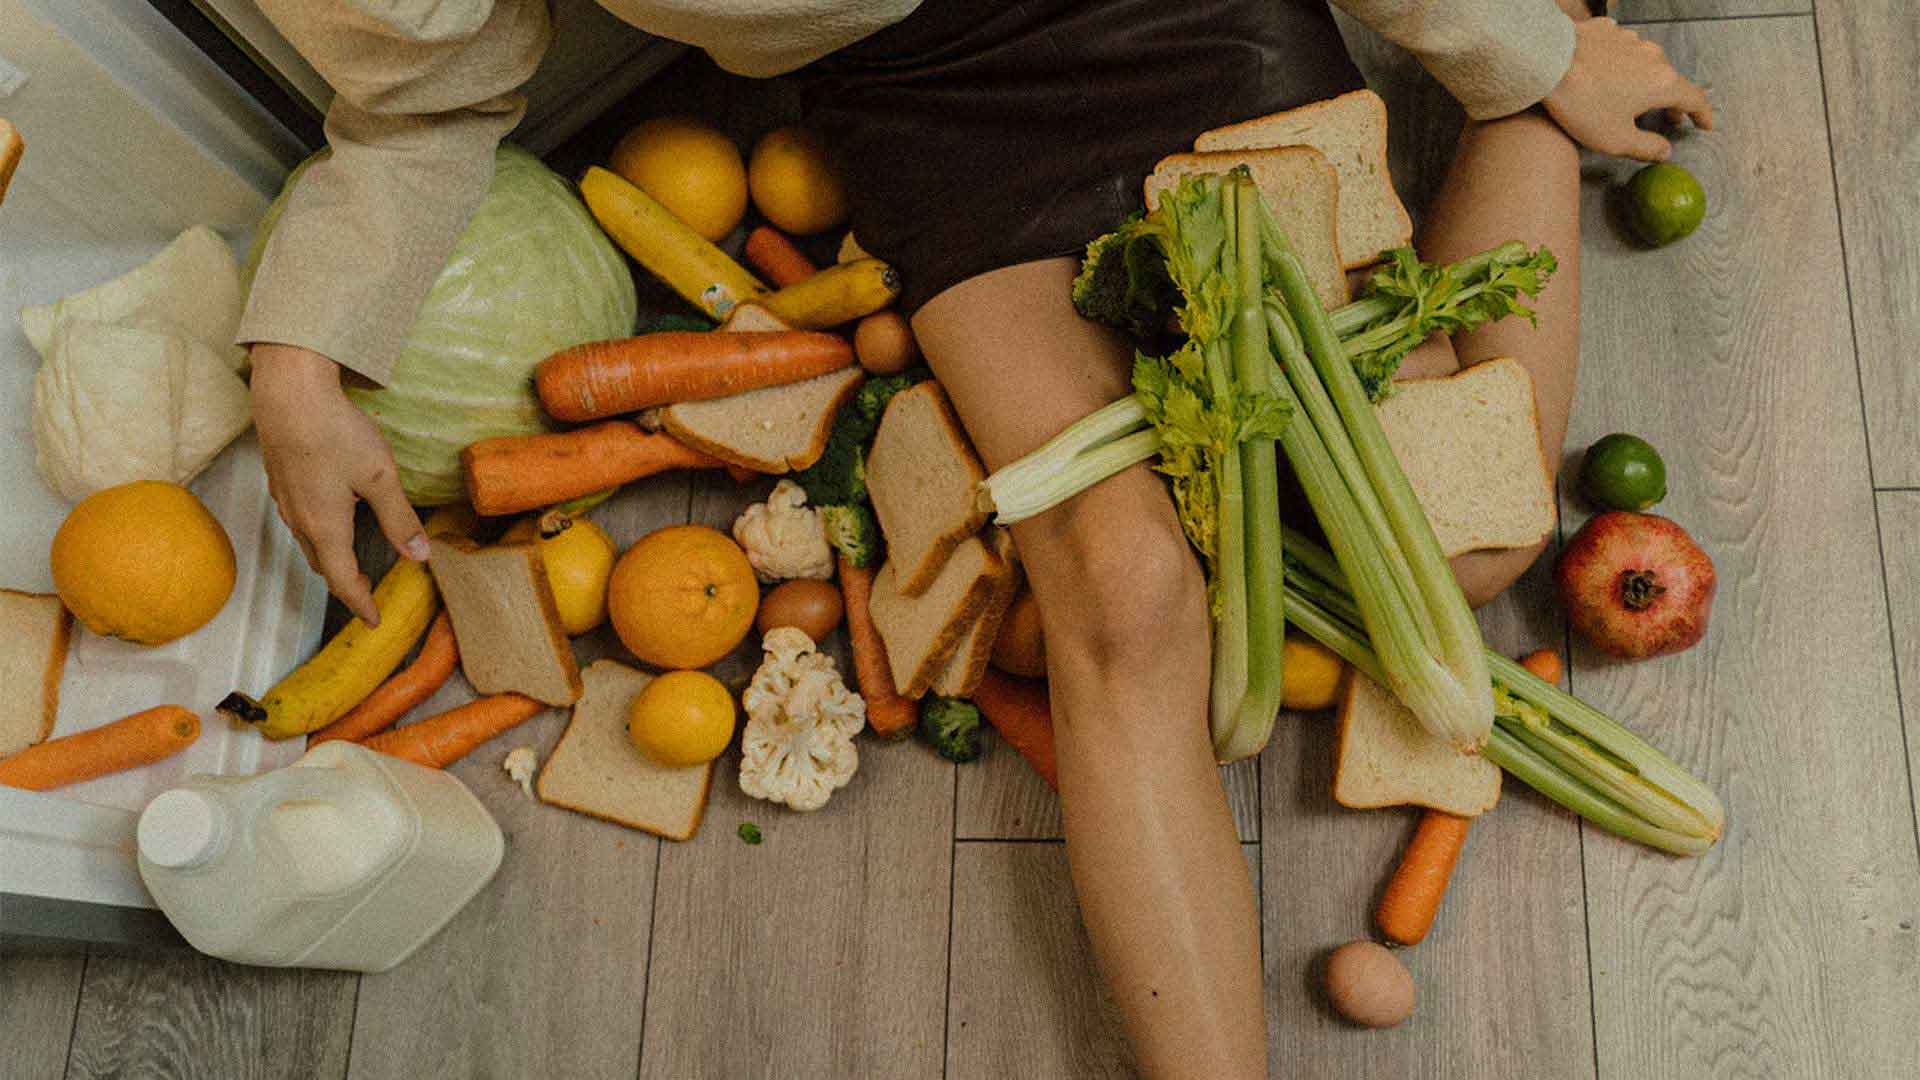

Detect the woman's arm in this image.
[1334,1,1712,161]
[243,0,551,622]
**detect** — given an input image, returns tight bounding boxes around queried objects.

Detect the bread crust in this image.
[1145,146,1347,308]
[1332,674,1500,817]
[0,119,22,207]
[870,382,989,597]
[537,660,712,841]
[2,588,71,749]
[1194,89,1412,269]
[931,530,1021,697]
[662,367,865,473]
[429,536,583,707]
[874,542,1008,699]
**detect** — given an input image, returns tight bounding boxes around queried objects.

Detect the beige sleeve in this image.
[1333,0,1576,121]
[236,0,552,385]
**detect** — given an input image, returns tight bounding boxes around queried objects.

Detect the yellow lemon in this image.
[748,127,848,236]
[51,480,236,646]
[503,514,616,636]
[1281,635,1347,711]
[628,670,736,767]
[609,116,748,242]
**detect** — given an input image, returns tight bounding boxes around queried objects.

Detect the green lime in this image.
[1580,433,1667,511]
[1625,163,1706,247]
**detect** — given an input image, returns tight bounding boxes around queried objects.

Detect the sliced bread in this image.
[0,118,21,207]
[930,528,1021,697]
[718,302,792,332]
[1195,89,1413,269]
[1334,672,1501,817]
[869,535,1008,699]
[428,536,583,707]
[661,365,864,474]
[536,659,713,841]
[0,590,72,758]
[865,381,988,597]
[1375,357,1555,558]
[1145,146,1347,310]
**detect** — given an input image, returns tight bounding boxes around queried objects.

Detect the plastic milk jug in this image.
[136,740,504,972]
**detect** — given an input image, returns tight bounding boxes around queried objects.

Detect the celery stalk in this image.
[1204,336,1253,749]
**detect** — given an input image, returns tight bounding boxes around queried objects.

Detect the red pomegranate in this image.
[1555,512,1716,660]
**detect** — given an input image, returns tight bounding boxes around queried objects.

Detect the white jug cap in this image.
[138,789,228,869]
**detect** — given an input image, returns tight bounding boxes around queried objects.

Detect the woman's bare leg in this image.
[915,259,1266,1080]
[1417,109,1585,605]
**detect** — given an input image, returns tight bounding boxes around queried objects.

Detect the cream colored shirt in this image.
[239,0,1574,384]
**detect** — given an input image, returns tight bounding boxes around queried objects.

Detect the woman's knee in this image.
[1451,537,1549,609]
[1022,497,1208,672]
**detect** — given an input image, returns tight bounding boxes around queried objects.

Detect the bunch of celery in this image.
[1279,526,1725,855]
[982,169,1552,756]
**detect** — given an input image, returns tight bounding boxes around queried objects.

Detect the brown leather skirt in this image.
[800,0,1364,311]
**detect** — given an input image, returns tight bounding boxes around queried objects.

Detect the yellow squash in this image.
[219,559,440,740]
[579,166,766,320]
[760,257,901,329]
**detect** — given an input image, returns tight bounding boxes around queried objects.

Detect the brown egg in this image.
[854,310,919,375]
[756,579,844,642]
[1322,940,1415,1028]
[990,590,1046,677]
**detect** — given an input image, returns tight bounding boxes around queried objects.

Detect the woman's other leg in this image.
[915,259,1267,1080]
[1419,109,1584,605]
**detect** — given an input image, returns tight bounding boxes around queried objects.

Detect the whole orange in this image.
[608,525,759,668]
[51,480,236,645]
[609,116,748,242]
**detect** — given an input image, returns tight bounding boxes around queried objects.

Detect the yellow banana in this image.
[579,166,767,320]
[220,559,440,740]
[760,257,901,329]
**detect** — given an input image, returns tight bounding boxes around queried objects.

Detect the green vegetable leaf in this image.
[737,823,763,845]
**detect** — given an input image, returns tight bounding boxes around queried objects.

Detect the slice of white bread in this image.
[930,528,1021,698]
[661,366,864,474]
[1195,89,1413,269]
[869,535,1009,699]
[1375,358,1555,558]
[429,536,583,707]
[718,302,791,333]
[1145,146,1347,311]
[536,659,712,841]
[865,381,988,597]
[0,590,71,758]
[1334,673,1501,817]
[0,118,22,207]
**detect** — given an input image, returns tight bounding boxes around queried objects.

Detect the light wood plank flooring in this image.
[4,4,1915,1078]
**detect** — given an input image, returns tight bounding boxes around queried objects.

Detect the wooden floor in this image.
[6,3,1918,1077]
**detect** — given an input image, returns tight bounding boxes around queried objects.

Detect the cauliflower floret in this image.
[732,479,834,583]
[738,627,866,811]
[502,746,539,798]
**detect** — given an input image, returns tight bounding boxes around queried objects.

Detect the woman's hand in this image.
[1543,17,1714,161]
[251,343,428,625]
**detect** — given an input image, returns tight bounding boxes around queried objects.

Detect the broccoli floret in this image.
[737,823,763,845]
[792,369,924,506]
[1071,217,1177,342]
[820,504,882,568]
[919,696,983,763]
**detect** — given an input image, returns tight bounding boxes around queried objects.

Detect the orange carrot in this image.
[535,330,854,422]
[837,555,917,738]
[463,422,724,516]
[1520,647,1564,684]
[1375,810,1472,945]
[362,693,544,769]
[309,612,459,746]
[0,706,199,791]
[743,226,818,287]
[725,464,759,485]
[971,669,1057,789]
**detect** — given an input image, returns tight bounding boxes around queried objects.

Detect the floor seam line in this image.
[941,766,959,1080]
[59,948,89,1079]
[1870,494,1920,869]
[1620,9,1812,26]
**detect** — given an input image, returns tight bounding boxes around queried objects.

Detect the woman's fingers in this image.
[358,458,430,562]
[1615,124,1674,163]
[302,489,381,626]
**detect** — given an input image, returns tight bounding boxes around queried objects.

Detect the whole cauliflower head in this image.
[732,479,834,583]
[739,627,866,811]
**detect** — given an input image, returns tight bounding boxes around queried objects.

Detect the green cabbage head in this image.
[247,145,636,505]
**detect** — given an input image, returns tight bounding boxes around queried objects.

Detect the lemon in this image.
[504,514,616,636]
[748,127,848,237]
[1624,162,1706,247]
[628,670,737,767]
[1281,635,1347,711]
[609,117,748,242]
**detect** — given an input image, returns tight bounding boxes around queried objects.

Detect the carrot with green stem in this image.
[971,669,1057,789]
[744,226,818,287]
[0,706,199,791]
[463,422,724,516]
[535,331,853,422]
[837,555,917,738]
[362,693,544,769]
[309,612,459,746]
[1375,809,1472,945]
